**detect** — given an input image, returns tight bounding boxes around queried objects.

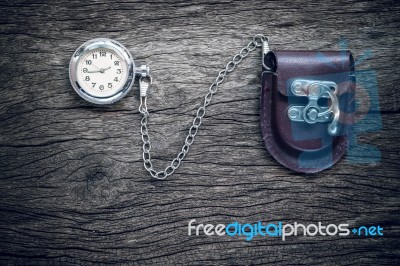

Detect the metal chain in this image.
[138,34,268,179]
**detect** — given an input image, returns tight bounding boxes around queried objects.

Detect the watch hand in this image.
[86,66,111,73]
[98,66,111,73]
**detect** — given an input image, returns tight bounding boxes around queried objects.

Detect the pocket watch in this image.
[69,38,148,104]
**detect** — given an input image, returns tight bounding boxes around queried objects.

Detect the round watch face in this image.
[69,38,135,104]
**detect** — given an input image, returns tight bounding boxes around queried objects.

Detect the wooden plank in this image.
[0,0,399,264]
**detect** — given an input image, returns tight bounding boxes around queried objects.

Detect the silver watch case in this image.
[69,38,135,104]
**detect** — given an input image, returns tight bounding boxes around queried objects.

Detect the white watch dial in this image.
[77,48,128,98]
[69,38,135,104]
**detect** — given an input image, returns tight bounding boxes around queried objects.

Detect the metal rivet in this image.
[293,81,302,93]
[288,107,300,119]
[306,108,319,121]
[309,84,321,96]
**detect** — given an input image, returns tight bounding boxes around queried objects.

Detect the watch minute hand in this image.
[101,66,111,72]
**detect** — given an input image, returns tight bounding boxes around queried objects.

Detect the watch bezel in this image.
[69,38,135,104]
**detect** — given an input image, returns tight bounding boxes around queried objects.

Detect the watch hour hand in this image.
[86,66,111,73]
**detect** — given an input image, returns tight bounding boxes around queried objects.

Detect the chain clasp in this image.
[136,65,152,115]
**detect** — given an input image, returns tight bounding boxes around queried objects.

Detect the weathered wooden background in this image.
[0,0,399,265]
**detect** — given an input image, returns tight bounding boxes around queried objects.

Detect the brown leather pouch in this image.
[260,50,355,173]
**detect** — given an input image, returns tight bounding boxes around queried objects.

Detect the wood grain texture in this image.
[0,0,399,265]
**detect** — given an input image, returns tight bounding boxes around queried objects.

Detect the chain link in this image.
[139,34,267,179]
